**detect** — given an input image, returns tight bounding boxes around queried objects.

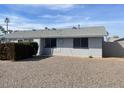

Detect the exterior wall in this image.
[8,39,18,43]
[89,37,103,57]
[33,39,44,56]
[42,37,103,57]
[103,41,124,57]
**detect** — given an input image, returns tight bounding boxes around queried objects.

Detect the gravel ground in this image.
[0,56,124,88]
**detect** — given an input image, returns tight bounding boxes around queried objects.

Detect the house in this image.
[4,26,108,58]
[107,36,120,42]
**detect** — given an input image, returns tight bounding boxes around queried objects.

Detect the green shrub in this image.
[0,42,38,61]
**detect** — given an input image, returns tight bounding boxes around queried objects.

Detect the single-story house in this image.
[107,36,120,42]
[4,26,108,57]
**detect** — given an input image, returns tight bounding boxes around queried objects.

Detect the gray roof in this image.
[5,26,108,39]
[115,38,124,42]
[108,37,120,42]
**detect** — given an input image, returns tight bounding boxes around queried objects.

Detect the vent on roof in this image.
[52,28,56,30]
[72,26,77,29]
[32,29,36,31]
[45,27,50,30]
[14,30,18,33]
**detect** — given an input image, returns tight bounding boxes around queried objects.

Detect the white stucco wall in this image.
[33,39,43,56]
[7,39,18,43]
[42,37,103,57]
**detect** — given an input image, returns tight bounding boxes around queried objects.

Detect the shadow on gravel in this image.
[16,56,52,62]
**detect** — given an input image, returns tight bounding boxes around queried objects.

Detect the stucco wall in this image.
[8,39,18,43]
[42,37,103,57]
[33,39,43,55]
[103,41,124,57]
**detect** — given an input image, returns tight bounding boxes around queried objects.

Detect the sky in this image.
[0,4,124,37]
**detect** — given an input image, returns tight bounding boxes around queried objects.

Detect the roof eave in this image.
[5,35,106,39]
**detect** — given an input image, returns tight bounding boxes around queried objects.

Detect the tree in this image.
[0,25,5,34]
[4,17,10,33]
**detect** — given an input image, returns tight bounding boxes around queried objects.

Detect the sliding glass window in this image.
[45,38,56,48]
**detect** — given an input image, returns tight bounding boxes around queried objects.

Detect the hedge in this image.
[0,42,38,61]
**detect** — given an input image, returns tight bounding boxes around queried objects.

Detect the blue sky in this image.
[0,4,124,37]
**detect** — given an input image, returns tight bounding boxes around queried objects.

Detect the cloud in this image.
[7,4,76,14]
[0,11,124,38]
[0,13,45,30]
[84,17,91,21]
[40,14,92,23]
[41,14,73,22]
[43,4,76,11]
[0,12,115,31]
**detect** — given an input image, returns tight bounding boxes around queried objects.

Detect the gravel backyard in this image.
[0,56,124,88]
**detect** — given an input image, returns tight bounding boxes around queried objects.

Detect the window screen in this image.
[73,38,88,48]
[45,38,56,48]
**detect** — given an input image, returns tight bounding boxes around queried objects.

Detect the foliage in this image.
[0,42,38,61]
[0,25,5,34]
[4,17,10,23]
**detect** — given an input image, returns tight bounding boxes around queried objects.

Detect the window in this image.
[45,38,56,48]
[51,38,56,48]
[73,38,88,48]
[81,38,88,48]
[73,38,80,48]
[45,38,51,48]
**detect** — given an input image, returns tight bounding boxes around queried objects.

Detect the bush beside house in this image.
[0,42,38,61]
